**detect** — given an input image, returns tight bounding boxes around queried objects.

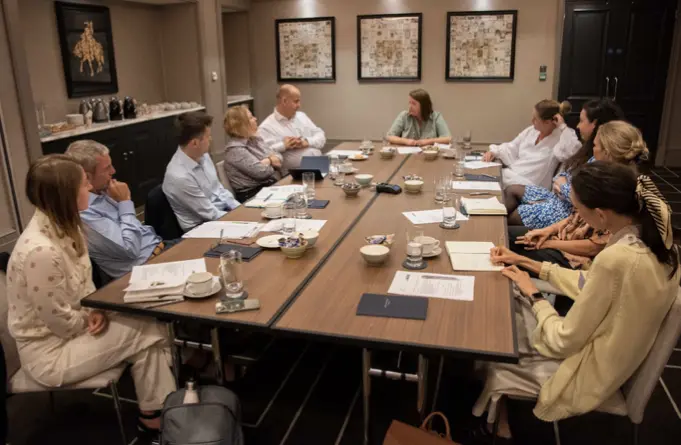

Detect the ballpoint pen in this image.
[470,192,493,196]
[263,193,273,202]
[480,174,498,179]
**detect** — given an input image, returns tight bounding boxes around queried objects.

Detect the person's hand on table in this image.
[297,137,309,148]
[490,245,525,266]
[402,138,417,146]
[502,265,539,298]
[269,154,282,168]
[482,152,496,162]
[87,310,108,336]
[416,139,432,147]
[284,137,299,150]
[516,227,551,250]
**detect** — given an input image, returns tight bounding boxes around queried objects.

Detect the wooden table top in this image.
[273,154,517,361]
[81,142,408,328]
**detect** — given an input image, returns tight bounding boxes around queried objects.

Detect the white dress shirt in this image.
[257,108,326,172]
[489,124,581,189]
[163,148,240,232]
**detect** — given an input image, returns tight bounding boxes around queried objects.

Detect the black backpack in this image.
[160,385,244,445]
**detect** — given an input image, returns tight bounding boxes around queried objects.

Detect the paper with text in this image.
[451,181,502,192]
[402,209,469,224]
[182,221,263,239]
[261,219,327,233]
[397,146,423,155]
[465,161,502,170]
[388,271,475,301]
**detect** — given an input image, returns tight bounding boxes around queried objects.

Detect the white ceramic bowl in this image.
[355,174,374,186]
[404,180,424,193]
[301,230,319,247]
[423,150,439,161]
[360,244,390,266]
[66,114,84,126]
[281,242,308,259]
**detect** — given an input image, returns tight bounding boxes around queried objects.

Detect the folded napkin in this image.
[204,243,263,261]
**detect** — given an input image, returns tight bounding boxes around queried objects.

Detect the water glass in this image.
[220,250,244,299]
[454,146,466,179]
[302,172,316,200]
[282,201,297,236]
[405,228,425,268]
[329,155,339,180]
[334,171,346,187]
[442,195,460,229]
[434,177,451,204]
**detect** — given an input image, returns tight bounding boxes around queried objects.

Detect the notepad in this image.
[460,197,507,215]
[245,185,305,208]
[451,181,501,192]
[445,241,503,272]
[402,209,469,224]
[182,221,263,239]
[397,146,423,154]
[124,259,207,303]
[465,161,502,169]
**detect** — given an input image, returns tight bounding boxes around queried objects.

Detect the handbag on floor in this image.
[160,384,244,445]
[383,412,461,445]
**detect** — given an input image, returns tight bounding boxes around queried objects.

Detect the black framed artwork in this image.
[275,17,336,82]
[446,10,518,81]
[357,13,422,81]
[55,2,118,98]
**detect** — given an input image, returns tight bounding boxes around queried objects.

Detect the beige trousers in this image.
[18,314,176,411]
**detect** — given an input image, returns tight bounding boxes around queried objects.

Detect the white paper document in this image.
[388,271,475,301]
[445,241,503,272]
[435,143,452,149]
[397,146,423,154]
[129,258,207,286]
[182,221,263,239]
[402,209,469,224]
[245,185,306,208]
[327,149,363,157]
[261,218,327,233]
[461,197,507,215]
[451,181,502,192]
[465,161,502,170]
[465,155,483,161]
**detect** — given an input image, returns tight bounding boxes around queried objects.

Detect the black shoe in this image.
[464,423,514,445]
[137,410,161,444]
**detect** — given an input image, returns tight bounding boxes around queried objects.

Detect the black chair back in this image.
[145,184,183,241]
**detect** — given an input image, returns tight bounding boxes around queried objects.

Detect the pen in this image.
[220,229,224,240]
[470,192,493,196]
[263,193,273,202]
[481,174,498,180]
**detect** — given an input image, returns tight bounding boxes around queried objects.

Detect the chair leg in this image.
[491,396,502,445]
[632,422,640,445]
[109,381,128,445]
[553,420,562,445]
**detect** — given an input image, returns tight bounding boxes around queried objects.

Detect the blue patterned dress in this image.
[517,157,595,229]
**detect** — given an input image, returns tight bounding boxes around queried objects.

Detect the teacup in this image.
[186,272,214,295]
[355,174,374,186]
[404,179,424,193]
[301,230,319,247]
[423,150,439,161]
[264,202,283,218]
[414,236,440,255]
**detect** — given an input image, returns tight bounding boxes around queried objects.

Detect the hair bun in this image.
[559,101,572,115]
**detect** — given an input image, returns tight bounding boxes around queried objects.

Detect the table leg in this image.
[362,348,372,445]
[417,354,429,420]
[430,356,444,413]
[167,322,181,385]
[210,328,225,385]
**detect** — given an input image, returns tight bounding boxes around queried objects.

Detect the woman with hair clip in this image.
[504,99,625,228]
[386,89,452,146]
[482,100,581,189]
[470,161,679,442]
[6,155,176,438]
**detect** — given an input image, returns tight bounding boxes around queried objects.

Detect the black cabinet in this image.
[559,0,678,156]
[41,115,180,207]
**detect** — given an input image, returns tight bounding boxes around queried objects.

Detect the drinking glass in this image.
[282,201,297,236]
[405,228,425,268]
[302,172,316,200]
[334,171,346,187]
[434,176,451,204]
[442,195,460,229]
[220,250,244,299]
[454,145,466,179]
[463,130,472,143]
[293,192,310,219]
[329,155,339,180]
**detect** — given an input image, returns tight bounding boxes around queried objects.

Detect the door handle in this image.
[605,77,610,97]
[613,77,619,100]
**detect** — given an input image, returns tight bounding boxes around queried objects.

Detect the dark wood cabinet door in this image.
[558,1,615,128]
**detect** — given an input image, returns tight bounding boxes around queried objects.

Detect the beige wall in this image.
[249,0,561,143]
[20,0,166,123]
[223,11,252,95]
[159,2,202,103]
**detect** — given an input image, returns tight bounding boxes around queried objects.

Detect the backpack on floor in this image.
[160,385,244,445]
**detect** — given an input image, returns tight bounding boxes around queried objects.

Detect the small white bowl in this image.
[360,244,390,266]
[301,230,319,247]
[404,180,424,193]
[423,150,439,161]
[355,174,374,186]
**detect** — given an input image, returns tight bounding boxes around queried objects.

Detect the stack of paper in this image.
[124,259,207,303]
[465,154,483,161]
[397,146,422,154]
[261,218,327,233]
[245,185,305,208]
[461,197,507,215]
[435,143,452,149]
[327,149,363,157]
[445,242,503,272]
[465,160,502,169]
[402,209,469,224]
[451,181,501,192]
[182,221,263,239]
[388,271,475,301]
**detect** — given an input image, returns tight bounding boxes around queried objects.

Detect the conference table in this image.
[82,141,517,443]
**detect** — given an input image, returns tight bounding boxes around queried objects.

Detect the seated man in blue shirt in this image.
[66,140,175,281]
[163,111,240,231]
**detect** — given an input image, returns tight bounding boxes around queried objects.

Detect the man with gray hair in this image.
[66,140,171,281]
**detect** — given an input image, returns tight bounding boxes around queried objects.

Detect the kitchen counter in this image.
[40,106,205,143]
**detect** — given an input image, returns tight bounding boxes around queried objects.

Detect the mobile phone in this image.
[215,299,261,314]
[375,183,402,194]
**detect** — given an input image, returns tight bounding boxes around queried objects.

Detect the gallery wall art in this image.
[275,17,336,82]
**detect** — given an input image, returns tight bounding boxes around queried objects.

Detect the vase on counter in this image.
[109,96,123,121]
[123,96,137,119]
[93,99,109,123]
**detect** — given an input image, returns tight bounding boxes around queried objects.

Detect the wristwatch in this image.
[529,292,546,305]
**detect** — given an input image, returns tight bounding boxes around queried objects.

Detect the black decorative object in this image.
[109,97,122,121]
[55,2,118,98]
[446,10,518,82]
[357,13,422,81]
[123,96,137,119]
[275,17,336,82]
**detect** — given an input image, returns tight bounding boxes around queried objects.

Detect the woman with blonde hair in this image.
[483,100,582,189]
[223,105,283,202]
[6,155,175,437]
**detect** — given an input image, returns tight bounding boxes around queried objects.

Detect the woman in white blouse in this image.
[483,100,582,189]
[6,155,175,435]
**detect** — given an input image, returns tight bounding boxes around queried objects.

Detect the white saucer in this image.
[442,153,457,159]
[339,168,359,175]
[184,277,222,299]
[422,247,442,258]
[261,211,282,220]
[257,234,282,249]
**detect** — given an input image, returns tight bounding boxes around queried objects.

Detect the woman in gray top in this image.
[223,105,283,202]
[386,89,452,147]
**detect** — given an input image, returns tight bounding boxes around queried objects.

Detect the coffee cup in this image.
[404,179,424,193]
[264,202,283,218]
[414,236,440,255]
[186,272,214,295]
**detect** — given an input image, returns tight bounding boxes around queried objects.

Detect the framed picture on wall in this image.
[357,13,422,81]
[55,2,118,98]
[275,17,336,82]
[446,10,518,81]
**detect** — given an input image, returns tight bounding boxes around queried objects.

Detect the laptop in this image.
[289,156,330,180]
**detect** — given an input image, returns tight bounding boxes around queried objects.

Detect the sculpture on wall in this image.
[72,21,105,77]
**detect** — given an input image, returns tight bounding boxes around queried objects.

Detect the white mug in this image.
[264,202,283,218]
[186,272,213,295]
[414,236,440,255]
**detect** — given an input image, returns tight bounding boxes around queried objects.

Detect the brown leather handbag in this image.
[383,412,461,445]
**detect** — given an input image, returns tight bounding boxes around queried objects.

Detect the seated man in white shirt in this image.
[257,84,326,173]
[163,111,240,232]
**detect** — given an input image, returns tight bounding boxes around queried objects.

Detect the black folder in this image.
[356,293,428,320]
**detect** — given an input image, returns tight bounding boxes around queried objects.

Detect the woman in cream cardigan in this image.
[473,161,679,440]
[6,155,176,436]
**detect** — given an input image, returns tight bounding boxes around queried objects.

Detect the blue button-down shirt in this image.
[81,193,162,279]
[163,148,241,231]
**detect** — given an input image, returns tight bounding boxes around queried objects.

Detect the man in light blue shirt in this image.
[163,112,240,232]
[67,140,173,280]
